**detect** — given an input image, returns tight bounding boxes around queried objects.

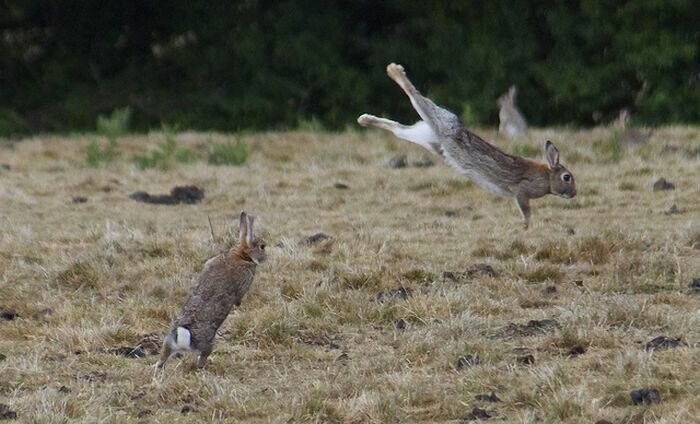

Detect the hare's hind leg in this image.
[386,63,461,138]
[357,114,440,154]
[155,335,175,370]
[196,346,212,368]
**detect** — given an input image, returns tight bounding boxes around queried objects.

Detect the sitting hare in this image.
[156,211,266,370]
[498,85,528,139]
[358,64,576,229]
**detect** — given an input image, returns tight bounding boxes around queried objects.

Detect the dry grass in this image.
[0,127,699,423]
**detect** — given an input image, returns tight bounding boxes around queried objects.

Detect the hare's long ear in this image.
[238,211,248,243]
[545,141,560,169]
[246,215,255,246]
[509,85,517,102]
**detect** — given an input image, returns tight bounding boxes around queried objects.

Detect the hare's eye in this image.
[562,173,571,182]
[260,244,266,250]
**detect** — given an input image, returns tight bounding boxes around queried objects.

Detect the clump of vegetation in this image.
[618,181,637,191]
[521,264,564,282]
[535,240,574,264]
[511,143,540,158]
[96,107,131,140]
[208,138,249,166]
[592,134,623,163]
[134,127,196,170]
[575,235,617,265]
[86,107,131,167]
[55,261,101,289]
[460,102,479,126]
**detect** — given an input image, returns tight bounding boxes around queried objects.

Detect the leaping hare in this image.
[357,63,576,229]
[498,85,528,139]
[156,211,267,371]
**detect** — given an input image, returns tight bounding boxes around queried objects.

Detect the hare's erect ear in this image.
[246,215,255,245]
[545,141,560,169]
[239,211,248,242]
[509,85,517,100]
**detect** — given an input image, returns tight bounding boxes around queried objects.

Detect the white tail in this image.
[174,327,192,350]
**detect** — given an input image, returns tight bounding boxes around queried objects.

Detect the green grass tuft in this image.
[208,139,249,166]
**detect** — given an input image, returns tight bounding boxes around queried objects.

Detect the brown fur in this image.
[358,63,576,229]
[156,211,266,370]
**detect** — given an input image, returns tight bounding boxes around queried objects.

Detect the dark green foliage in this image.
[2,1,698,136]
[208,139,249,166]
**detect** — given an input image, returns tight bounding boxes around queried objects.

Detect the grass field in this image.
[0,127,698,423]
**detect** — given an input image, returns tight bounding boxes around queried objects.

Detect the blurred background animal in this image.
[498,85,528,139]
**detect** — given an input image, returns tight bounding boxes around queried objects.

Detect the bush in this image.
[134,128,196,170]
[96,107,131,139]
[86,138,120,167]
[208,139,249,166]
[86,107,130,167]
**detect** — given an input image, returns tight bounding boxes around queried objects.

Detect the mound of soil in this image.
[129,185,204,205]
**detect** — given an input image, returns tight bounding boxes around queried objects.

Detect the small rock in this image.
[443,264,496,282]
[498,319,560,338]
[0,353,5,362]
[665,204,680,215]
[137,410,151,418]
[517,354,535,365]
[444,210,458,217]
[461,407,494,421]
[170,185,205,204]
[129,185,204,205]
[0,403,17,420]
[413,157,435,168]
[106,346,146,358]
[690,278,700,291]
[528,319,559,330]
[0,310,18,321]
[388,154,407,169]
[32,308,53,320]
[134,332,161,355]
[630,388,661,405]
[76,372,107,382]
[543,285,557,294]
[567,345,587,357]
[565,227,576,235]
[129,191,178,205]
[442,271,459,281]
[71,196,88,204]
[455,354,481,369]
[375,286,410,303]
[464,263,496,278]
[394,319,407,330]
[0,164,10,171]
[305,233,331,245]
[645,336,685,351]
[180,405,196,415]
[474,392,501,403]
[653,178,675,191]
[336,353,349,362]
[573,280,584,287]
[333,182,349,189]
[58,386,71,393]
